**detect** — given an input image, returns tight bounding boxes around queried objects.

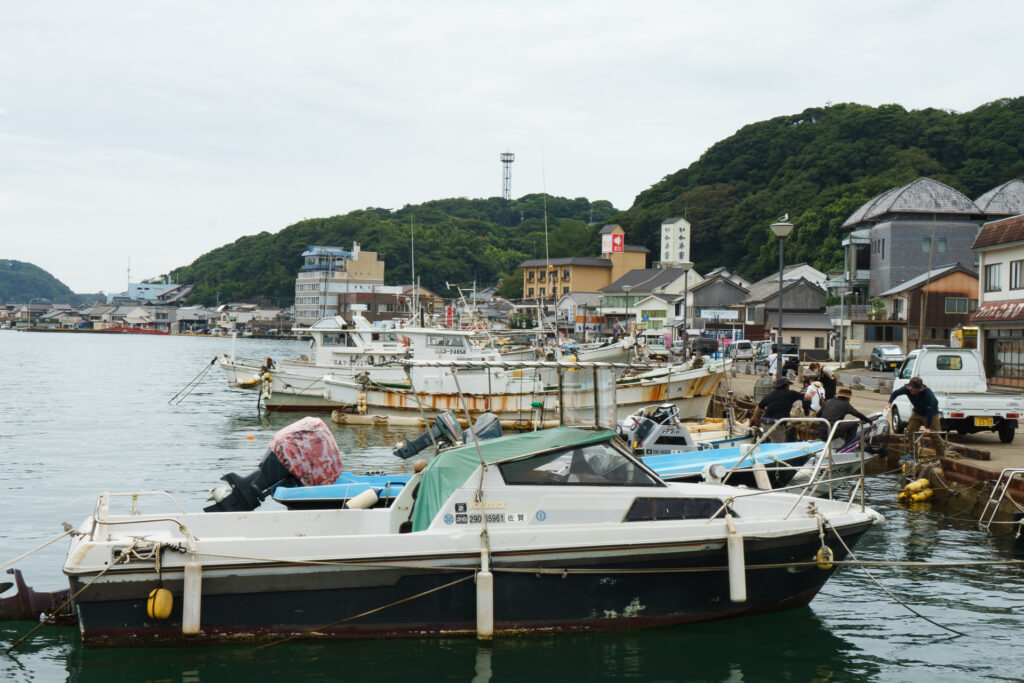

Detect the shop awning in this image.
[971,300,1024,323]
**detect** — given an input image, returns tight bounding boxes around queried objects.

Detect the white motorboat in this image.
[63,422,883,647]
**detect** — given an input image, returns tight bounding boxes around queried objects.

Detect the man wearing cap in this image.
[887,377,944,458]
[820,387,872,443]
[751,377,805,442]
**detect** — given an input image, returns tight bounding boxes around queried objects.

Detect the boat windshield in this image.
[321,332,358,347]
[499,442,659,486]
[426,334,466,349]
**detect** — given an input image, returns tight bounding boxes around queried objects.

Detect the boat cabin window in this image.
[321,332,358,347]
[427,335,466,349]
[500,442,659,486]
[371,332,399,343]
[625,497,734,522]
[653,435,692,447]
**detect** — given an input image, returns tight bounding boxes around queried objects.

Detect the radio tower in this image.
[500,151,515,225]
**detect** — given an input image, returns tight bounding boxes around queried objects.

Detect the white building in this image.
[659,217,691,267]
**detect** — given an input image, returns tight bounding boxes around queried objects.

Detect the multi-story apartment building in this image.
[971,214,1024,388]
[294,243,387,327]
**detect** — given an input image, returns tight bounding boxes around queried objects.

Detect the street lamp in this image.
[769,220,794,379]
[838,290,852,367]
[622,285,633,338]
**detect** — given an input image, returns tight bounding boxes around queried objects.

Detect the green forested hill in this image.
[0,260,78,304]
[171,195,617,304]
[617,98,1024,280]
[171,97,1024,303]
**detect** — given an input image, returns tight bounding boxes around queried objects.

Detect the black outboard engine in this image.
[205,417,344,512]
[393,411,503,460]
[204,451,296,512]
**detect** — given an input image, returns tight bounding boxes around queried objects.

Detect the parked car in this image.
[891,348,1022,443]
[869,344,906,372]
[728,339,754,360]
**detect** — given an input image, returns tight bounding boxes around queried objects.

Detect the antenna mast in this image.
[500,151,515,226]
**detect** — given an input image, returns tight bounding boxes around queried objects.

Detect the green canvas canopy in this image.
[411,427,617,531]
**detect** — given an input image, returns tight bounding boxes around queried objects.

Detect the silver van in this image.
[729,339,754,360]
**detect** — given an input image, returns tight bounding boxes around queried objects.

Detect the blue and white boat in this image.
[643,441,825,489]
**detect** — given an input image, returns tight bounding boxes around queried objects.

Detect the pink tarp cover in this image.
[269,417,343,486]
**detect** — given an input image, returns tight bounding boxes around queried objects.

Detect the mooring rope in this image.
[182,550,1024,574]
[821,516,968,638]
[0,526,77,571]
[168,357,217,406]
[6,540,139,654]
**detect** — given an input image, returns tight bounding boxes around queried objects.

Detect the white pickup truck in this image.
[891,347,1023,443]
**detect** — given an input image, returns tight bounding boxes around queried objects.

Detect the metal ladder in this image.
[977,468,1024,534]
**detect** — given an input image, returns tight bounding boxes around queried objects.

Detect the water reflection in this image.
[2,608,866,683]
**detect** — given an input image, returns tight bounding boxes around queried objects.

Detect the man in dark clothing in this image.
[887,376,944,458]
[820,387,872,443]
[752,377,805,442]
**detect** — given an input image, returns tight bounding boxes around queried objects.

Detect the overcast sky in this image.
[2,1,1021,294]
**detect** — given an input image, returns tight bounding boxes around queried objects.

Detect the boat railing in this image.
[704,417,868,523]
[88,491,194,543]
[758,417,867,517]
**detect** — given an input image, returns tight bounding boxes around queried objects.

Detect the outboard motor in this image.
[392,411,503,460]
[205,417,344,512]
[467,411,503,442]
[393,412,463,460]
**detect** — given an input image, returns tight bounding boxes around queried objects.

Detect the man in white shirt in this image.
[767,349,779,378]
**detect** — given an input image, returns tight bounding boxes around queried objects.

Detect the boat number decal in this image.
[456,514,468,524]
[444,514,454,525]
[455,503,467,513]
[536,510,547,522]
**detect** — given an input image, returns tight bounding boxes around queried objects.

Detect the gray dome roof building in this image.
[842,187,901,228]
[974,179,1024,217]
[843,178,981,228]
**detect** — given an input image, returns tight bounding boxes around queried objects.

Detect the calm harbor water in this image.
[1,330,1023,682]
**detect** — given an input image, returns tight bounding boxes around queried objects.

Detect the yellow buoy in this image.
[815,546,835,570]
[911,488,934,502]
[897,490,911,502]
[147,587,173,620]
[903,478,931,493]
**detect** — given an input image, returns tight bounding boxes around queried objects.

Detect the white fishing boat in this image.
[62,419,882,647]
[216,315,405,390]
[322,357,729,425]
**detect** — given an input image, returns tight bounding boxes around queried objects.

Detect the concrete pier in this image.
[721,365,1024,515]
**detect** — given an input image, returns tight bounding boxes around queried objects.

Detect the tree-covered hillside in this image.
[170,97,1024,303]
[171,195,617,305]
[618,98,1024,280]
[0,260,79,304]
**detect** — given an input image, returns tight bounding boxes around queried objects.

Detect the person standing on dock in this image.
[807,362,837,400]
[751,377,804,442]
[766,346,779,379]
[886,377,945,458]
[820,387,871,443]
